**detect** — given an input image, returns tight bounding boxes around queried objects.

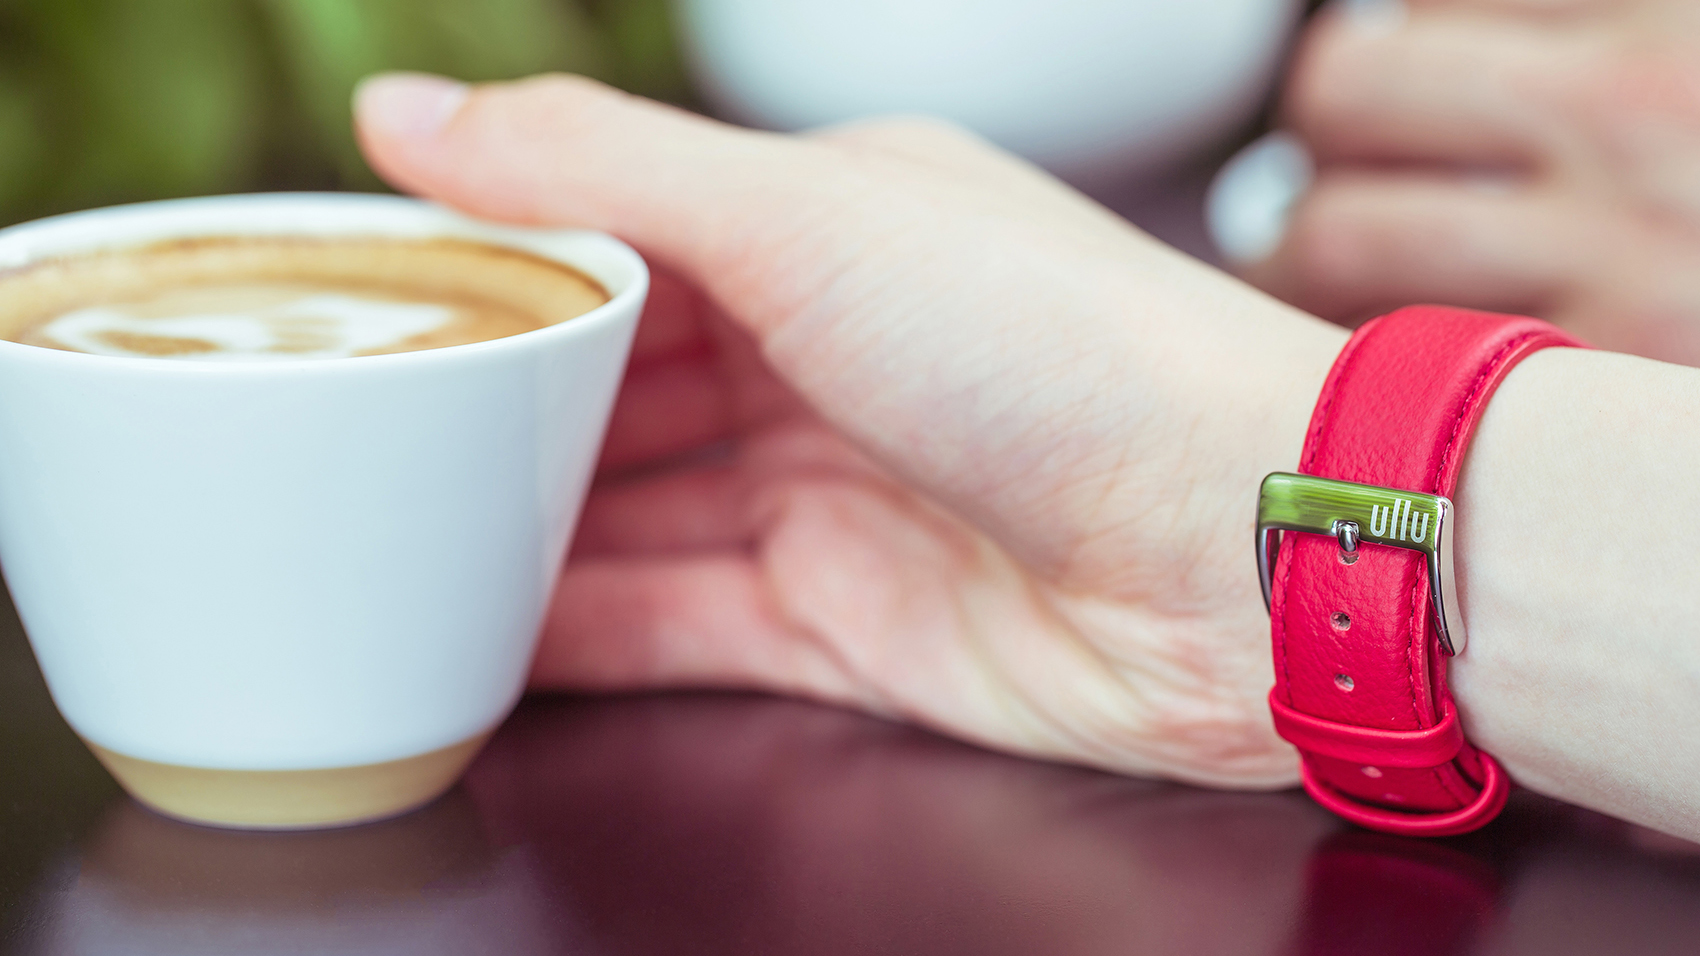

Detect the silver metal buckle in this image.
[1257,473,1465,657]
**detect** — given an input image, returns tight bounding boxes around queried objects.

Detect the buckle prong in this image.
[1332,519,1360,556]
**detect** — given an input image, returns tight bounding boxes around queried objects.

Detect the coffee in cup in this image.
[0,194,647,829]
[0,236,608,361]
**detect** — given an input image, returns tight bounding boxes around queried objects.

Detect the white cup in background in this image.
[677,0,1304,186]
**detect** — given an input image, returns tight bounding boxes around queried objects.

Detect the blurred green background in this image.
[0,0,691,228]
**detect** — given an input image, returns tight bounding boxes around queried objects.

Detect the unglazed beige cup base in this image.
[85,734,491,830]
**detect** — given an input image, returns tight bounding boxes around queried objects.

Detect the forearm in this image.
[1448,348,1700,839]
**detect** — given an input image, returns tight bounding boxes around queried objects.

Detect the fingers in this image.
[600,355,799,474]
[580,420,877,556]
[573,464,750,557]
[599,285,803,473]
[1244,171,1582,322]
[1288,3,1579,169]
[626,266,713,364]
[532,554,854,702]
[536,422,898,700]
[599,356,737,472]
[354,72,841,319]
[599,268,734,472]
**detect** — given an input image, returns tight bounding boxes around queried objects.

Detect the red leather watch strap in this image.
[1270,305,1586,836]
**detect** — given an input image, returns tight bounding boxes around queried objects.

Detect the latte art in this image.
[37,292,460,361]
[0,237,609,361]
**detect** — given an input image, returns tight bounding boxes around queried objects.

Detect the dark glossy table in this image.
[2,595,1698,955]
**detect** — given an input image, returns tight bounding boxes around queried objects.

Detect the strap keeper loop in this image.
[1269,690,1466,768]
[1300,753,1512,838]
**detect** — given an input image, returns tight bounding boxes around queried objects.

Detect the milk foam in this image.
[36,293,457,361]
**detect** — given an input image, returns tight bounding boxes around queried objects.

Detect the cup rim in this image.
[0,193,649,375]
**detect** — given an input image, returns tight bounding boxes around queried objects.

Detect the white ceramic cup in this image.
[0,194,647,828]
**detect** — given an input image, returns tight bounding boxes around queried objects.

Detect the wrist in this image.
[1047,273,1344,789]
[1450,347,1700,840]
[1150,290,1345,783]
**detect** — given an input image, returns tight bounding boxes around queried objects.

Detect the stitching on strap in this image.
[1434,330,1543,492]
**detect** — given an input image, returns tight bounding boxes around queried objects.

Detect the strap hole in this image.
[1330,611,1351,630]
[1338,551,1359,565]
[1333,673,1355,692]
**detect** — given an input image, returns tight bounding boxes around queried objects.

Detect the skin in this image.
[1252,0,1700,365]
[354,73,1700,839]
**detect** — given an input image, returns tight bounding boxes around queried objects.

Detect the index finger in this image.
[354,73,844,341]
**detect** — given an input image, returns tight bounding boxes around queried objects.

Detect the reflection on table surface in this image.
[2,656,1699,953]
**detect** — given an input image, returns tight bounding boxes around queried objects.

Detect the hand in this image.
[1239,0,1700,365]
[355,73,1347,789]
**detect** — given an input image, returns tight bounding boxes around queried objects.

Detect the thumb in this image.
[353,72,843,334]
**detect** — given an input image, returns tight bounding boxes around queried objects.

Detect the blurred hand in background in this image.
[1211,0,1700,365]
